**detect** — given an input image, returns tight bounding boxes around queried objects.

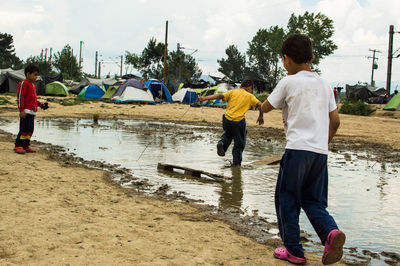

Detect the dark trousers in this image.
[15,114,35,147]
[220,115,246,166]
[275,149,338,258]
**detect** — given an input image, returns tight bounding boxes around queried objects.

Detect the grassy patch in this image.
[0,97,12,105]
[93,113,100,123]
[59,97,86,106]
[339,101,375,116]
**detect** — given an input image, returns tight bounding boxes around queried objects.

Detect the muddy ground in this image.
[1,96,400,265]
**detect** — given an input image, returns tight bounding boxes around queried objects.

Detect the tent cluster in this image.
[0,69,239,107]
[345,84,400,111]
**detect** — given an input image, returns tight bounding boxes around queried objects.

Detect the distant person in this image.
[198,79,264,166]
[14,64,48,154]
[260,34,344,265]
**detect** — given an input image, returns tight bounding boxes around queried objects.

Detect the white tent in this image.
[111,86,155,103]
[172,88,198,104]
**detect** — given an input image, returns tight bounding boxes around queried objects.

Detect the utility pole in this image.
[162,20,168,84]
[49,48,52,64]
[79,41,83,69]
[98,61,101,78]
[71,48,74,80]
[44,48,48,62]
[120,55,123,78]
[368,49,381,87]
[95,51,98,77]
[386,25,394,95]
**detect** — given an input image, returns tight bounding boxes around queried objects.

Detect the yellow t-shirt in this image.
[223,89,259,121]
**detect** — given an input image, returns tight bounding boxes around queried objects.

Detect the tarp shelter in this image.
[69,77,117,95]
[45,81,69,96]
[345,84,379,102]
[144,80,173,102]
[0,68,45,95]
[78,85,105,99]
[172,88,198,104]
[194,86,218,97]
[384,93,400,110]
[102,85,118,99]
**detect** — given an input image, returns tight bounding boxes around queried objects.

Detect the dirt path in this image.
[1,95,397,265]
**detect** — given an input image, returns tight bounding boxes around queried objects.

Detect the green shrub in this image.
[254,92,269,103]
[93,113,100,123]
[339,100,375,116]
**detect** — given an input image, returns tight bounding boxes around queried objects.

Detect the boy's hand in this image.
[19,110,26,118]
[257,116,264,125]
[198,96,205,102]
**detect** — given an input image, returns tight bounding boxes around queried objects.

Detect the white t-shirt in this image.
[267,71,337,155]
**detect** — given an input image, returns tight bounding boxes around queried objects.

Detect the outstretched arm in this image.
[256,102,264,125]
[198,94,224,102]
[261,99,275,113]
[328,109,340,143]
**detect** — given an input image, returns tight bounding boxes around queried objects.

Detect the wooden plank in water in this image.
[251,154,282,166]
[157,163,226,182]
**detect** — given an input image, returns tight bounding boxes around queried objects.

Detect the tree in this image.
[247,26,285,88]
[217,45,246,82]
[0,33,23,69]
[125,38,165,80]
[125,37,202,83]
[286,11,338,68]
[25,54,53,76]
[53,44,81,80]
[168,50,201,83]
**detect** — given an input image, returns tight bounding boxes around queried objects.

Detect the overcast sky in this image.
[2,0,400,90]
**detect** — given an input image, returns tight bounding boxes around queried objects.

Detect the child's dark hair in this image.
[24,64,40,76]
[281,34,313,64]
[240,79,254,88]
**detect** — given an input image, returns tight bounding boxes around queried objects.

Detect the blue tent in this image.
[144,80,173,102]
[172,88,198,104]
[78,84,105,99]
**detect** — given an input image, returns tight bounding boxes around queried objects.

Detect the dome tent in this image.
[45,81,69,96]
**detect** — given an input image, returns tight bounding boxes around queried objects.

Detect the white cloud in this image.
[1,0,400,88]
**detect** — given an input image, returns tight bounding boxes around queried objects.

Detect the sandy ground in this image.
[2,95,399,265]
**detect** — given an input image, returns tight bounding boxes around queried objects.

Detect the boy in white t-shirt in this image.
[261,34,344,265]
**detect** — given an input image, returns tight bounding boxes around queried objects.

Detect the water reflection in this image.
[218,167,244,209]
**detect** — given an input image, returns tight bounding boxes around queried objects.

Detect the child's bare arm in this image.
[261,99,275,113]
[256,102,264,125]
[198,94,224,102]
[328,109,340,143]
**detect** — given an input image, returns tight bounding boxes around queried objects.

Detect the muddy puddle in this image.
[1,118,399,265]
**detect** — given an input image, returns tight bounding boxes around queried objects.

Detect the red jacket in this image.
[17,80,41,112]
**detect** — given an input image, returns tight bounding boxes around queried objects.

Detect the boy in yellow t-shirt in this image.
[198,79,264,166]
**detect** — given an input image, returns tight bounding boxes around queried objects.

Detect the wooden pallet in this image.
[250,154,282,166]
[157,163,227,182]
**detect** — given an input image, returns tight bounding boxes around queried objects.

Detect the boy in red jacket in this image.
[14,64,48,154]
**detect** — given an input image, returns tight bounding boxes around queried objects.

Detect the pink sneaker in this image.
[322,229,346,265]
[274,247,307,264]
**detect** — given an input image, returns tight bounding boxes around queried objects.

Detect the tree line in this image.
[1,11,336,88]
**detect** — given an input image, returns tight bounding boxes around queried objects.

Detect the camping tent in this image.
[69,77,117,95]
[102,85,118,99]
[0,68,45,95]
[111,86,155,103]
[144,80,173,102]
[78,85,105,99]
[113,79,145,97]
[45,81,69,96]
[172,88,198,104]
[384,93,400,110]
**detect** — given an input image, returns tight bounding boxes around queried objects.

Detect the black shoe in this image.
[217,141,225,157]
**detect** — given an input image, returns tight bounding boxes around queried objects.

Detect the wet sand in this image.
[2,95,399,265]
